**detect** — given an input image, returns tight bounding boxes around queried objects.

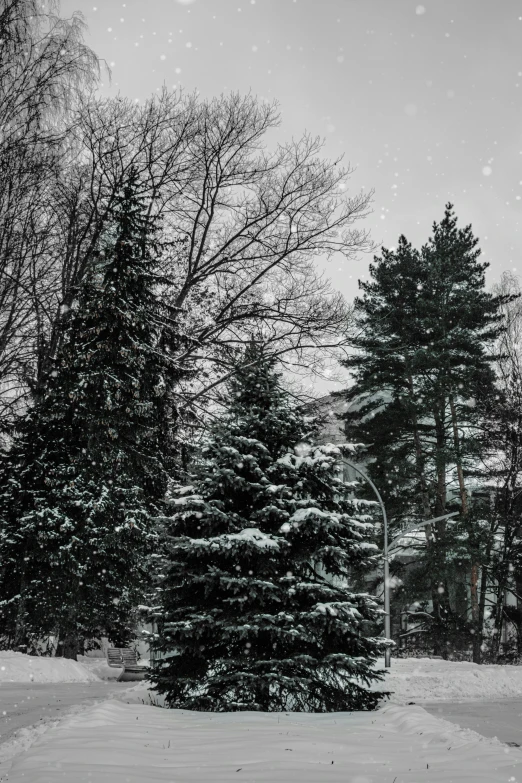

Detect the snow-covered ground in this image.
[372,656,522,703]
[0,698,109,782]
[4,653,522,782]
[77,654,126,681]
[118,656,522,707]
[0,650,101,683]
[5,698,522,783]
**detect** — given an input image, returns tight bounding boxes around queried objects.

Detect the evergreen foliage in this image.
[0,171,174,658]
[337,204,513,657]
[341,205,507,517]
[149,342,388,712]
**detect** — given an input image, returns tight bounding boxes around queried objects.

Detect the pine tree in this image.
[339,235,431,524]
[339,204,512,659]
[149,342,388,712]
[0,171,175,658]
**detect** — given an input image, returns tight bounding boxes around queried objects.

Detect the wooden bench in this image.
[107,647,148,681]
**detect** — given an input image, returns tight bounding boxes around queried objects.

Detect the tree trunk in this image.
[51,631,59,657]
[407,374,445,656]
[408,375,432,523]
[476,500,496,663]
[448,394,483,662]
[448,395,469,515]
[470,563,481,662]
[411,402,444,653]
[491,576,506,660]
[431,404,450,657]
[475,564,489,664]
[255,680,270,710]
[62,634,80,660]
[433,406,447,519]
[14,561,28,650]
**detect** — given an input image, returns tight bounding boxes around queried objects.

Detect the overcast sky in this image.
[61,0,522,388]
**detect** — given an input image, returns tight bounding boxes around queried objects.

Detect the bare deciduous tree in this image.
[35,89,374,434]
[0,0,101,432]
[150,93,374,416]
[476,272,522,658]
[0,2,373,439]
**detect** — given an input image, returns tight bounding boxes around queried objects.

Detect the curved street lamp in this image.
[342,459,392,667]
[342,459,459,668]
[295,443,457,667]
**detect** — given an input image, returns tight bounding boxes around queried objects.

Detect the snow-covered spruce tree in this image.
[0,171,175,658]
[149,342,388,712]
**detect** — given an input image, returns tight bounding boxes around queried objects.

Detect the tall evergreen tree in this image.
[0,171,176,658]
[339,204,512,659]
[149,342,388,712]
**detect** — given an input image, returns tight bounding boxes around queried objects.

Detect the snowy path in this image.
[423,698,522,747]
[0,682,129,780]
[4,698,522,783]
[0,682,128,744]
[3,659,522,781]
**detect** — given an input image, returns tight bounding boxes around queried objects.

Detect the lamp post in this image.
[342,459,459,668]
[342,459,392,667]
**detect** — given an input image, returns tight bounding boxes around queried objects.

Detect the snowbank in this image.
[5,698,522,783]
[0,651,100,683]
[117,656,522,707]
[373,656,522,703]
[118,681,168,707]
[76,654,124,681]
[4,649,522,702]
